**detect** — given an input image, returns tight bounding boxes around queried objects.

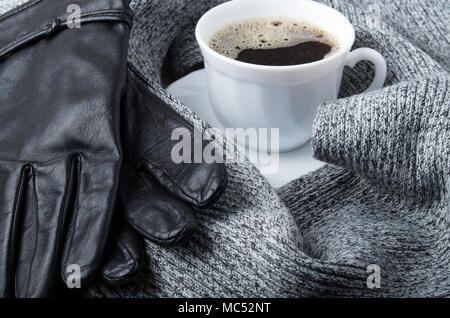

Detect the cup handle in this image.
[344,48,387,93]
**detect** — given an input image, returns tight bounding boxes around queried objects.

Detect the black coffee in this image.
[236,41,332,66]
[209,16,339,66]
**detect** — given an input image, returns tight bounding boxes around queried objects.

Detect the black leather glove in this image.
[100,67,227,284]
[0,0,131,297]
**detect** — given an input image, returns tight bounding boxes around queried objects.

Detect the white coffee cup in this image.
[195,0,387,153]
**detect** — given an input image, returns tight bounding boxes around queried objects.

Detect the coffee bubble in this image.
[209,16,340,60]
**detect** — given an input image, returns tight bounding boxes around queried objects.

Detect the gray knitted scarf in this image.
[2,0,449,297]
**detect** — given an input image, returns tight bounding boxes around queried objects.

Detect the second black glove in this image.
[100,67,227,284]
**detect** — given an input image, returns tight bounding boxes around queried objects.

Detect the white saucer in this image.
[167,69,325,188]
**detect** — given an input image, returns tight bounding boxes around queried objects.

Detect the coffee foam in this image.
[209,16,340,60]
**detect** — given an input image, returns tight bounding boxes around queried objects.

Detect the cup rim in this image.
[195,0,355,72]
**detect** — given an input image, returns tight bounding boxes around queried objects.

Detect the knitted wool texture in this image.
[2,0,449,297]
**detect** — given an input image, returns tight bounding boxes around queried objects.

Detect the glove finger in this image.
[125,68,227,207]
[0,162,29,297]
[61,156,119,287]
[139,158,226,208]
[14,158,74,297]
[120,167,198,245]
[101,215,143,285]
